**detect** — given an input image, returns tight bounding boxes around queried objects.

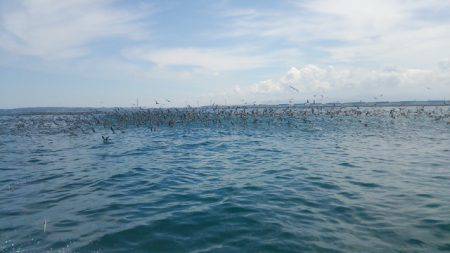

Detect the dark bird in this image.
[288,85,300,93]
[102,135,110,144]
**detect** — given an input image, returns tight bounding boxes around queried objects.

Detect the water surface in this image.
[1,106,449,252]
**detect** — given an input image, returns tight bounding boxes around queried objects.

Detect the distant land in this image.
[283,100,450,107]
[0,100,448,116]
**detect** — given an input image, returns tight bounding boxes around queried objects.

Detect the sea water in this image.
[0,106,449,252]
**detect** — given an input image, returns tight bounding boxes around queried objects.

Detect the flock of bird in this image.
[2,104,449,139]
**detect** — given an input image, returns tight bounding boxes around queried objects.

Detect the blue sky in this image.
[0,0,449,108]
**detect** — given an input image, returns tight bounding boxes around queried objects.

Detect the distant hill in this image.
[0,107,104,116]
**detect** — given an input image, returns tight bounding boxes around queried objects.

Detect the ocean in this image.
[1,105,449,252]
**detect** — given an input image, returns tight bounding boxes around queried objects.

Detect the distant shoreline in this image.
[281,100,449,107]
[0,100,448,115]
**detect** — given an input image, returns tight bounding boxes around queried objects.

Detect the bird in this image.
[289,85,300,93]
[102,135,110,144]
[43,219,47,233]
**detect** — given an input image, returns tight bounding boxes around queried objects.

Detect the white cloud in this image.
[122,47,269,72]
[0,0,150,59]
[224,0,450,67]
[233,64,450,103]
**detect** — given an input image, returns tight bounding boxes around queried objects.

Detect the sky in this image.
[0,0,449,108]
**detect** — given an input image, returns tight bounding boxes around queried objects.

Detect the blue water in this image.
[1,106,449,252]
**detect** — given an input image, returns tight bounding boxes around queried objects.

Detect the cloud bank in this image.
[233,63,450,103]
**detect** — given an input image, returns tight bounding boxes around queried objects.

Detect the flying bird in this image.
[288,85,300,93]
